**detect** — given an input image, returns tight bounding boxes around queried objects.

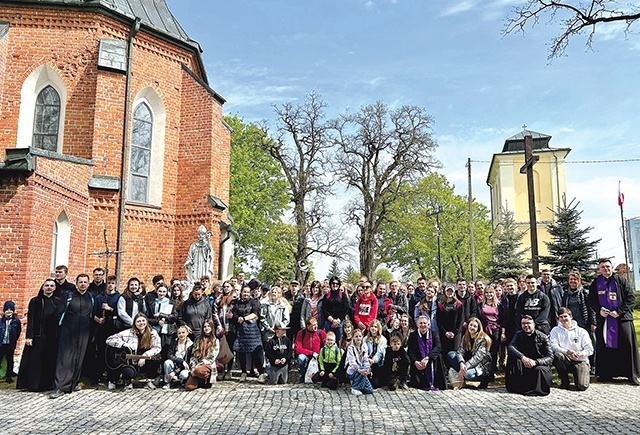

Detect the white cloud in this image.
[441,0,479,16]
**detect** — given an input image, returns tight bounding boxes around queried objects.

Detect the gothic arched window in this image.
[129,102,153,203]
[33,85,61,151]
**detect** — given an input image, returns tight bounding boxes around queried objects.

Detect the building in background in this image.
[486,129,571,260]
[0,0,233,311]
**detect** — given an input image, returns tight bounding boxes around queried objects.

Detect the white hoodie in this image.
[549,320,593,362]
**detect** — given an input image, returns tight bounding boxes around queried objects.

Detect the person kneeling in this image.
[447,316,493,390]
[185,318,219,391]
[549,307,593,391]
[105,313,161,390]
[407,315,446,391]
[312,331,342,390]
[382,334,409,390]
[163,325,193,389]
[506,315,554,396]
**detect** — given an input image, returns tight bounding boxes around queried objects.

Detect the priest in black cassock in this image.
[506,315,554,396]
[17,278,61,391]
[49,274,94,399]
[588,258,640,385]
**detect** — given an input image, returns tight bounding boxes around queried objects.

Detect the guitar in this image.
[105,345,158,371]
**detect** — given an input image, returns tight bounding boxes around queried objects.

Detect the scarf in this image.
[417,329,433,359]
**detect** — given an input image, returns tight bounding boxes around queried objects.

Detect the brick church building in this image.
[0,0,233,310]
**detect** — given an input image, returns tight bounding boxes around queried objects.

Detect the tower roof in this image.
[502,129,551,153]
[4,0,198,49]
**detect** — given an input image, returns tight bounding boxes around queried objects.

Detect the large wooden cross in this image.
[88,229,124,276]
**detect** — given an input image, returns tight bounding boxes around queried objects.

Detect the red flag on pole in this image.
[618,181,624,207]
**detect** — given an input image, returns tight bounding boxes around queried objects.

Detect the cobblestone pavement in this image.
[2,379,640,434]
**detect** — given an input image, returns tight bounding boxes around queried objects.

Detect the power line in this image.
[470,158,640,164]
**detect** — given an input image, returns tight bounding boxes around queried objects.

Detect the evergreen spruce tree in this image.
[344,264,360,285]
[487,207,529,281]
[327,259,342,280]
[539,197,600,285]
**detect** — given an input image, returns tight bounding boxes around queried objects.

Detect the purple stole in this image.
[596,275,619,349]
[418,330,433,359]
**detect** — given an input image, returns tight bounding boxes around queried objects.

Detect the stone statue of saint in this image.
[184,225,214,284]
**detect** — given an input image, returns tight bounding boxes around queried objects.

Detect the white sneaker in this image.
[162,383,171,390]
[146,381,156,390]
[124,382,133,391]
[351,388,363,396]
[107,381,116,390]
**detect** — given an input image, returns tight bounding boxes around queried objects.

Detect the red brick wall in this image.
[0,5,230,310]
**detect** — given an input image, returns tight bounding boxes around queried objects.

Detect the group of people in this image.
[1,257,638,398]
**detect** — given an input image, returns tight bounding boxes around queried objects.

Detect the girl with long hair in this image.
[170,282,185,313]
[185,318,219,391]
[162,325,193,388]
[345,329,374,395]
[116,277,146,331]
[105,312,161,390]
[436,285,464,365]
[364,319,387,389]
[476,285,504,377]
[217,280,236,380]
[447,316,492,389]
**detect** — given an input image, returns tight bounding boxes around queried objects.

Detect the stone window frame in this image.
[51,211,70,273]
[16,65,67,153]
[127,88,166,207]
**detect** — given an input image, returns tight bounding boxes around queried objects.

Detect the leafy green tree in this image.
[226,115,290,275]
[256,221,297,285]
[374,267,394,283]
[539,197,600,285]
[487,207,530,282]
[378,173,492,283]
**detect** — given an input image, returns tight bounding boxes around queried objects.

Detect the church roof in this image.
[501,129,551,153]
[3,0,198,49]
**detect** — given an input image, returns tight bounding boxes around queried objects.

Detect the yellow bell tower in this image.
[486,129,571,259]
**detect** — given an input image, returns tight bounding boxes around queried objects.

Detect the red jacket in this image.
[295,327,327,356]
[354,294,378,329]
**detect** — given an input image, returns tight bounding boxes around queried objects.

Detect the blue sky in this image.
[168,0,640,279]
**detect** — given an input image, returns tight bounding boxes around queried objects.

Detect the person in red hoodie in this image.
[295,317,327,382]
[354,282,379,332]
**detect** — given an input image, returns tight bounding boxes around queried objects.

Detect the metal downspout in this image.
[115,17,141,286]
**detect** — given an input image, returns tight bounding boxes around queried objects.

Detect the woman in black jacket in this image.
[231,285,264,382]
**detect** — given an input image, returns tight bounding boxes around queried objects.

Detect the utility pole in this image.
[467,158,477,281]
[426,205,445,282]
[520,134,540,275]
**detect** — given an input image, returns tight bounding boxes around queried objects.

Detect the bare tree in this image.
[264,91,348,281]
[504,0,640,59]
[332,102,439,279]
